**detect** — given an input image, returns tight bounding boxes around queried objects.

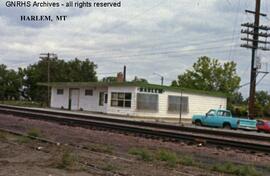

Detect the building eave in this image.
[37,82,227,98]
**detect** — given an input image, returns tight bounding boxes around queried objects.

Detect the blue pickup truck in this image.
[192,109,257,130]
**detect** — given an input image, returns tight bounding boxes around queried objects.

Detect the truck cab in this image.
[192,109,238,129]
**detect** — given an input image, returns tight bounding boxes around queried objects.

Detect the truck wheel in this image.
[223,124,231,129]
[195,120,202,126]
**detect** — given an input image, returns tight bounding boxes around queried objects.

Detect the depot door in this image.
[69,89,79,110]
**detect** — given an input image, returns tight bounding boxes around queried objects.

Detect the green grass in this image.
[1,100,45,108]
[128,148,153,162]
[27,128,41,138]
[88,144,114,154]
[211,162,262,176]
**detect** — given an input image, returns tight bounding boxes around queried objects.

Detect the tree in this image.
[65,58,97,82]
[255,91,270,117]
[229,92,244,105]
[172,56,241,94]
[0,64,22,100]
[255,91,270,107]
[102,76,117,83]
[132,76,148,83]
[23,57,98,102]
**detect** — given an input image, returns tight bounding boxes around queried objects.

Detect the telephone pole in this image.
[39,53,58,107]
[241,0,270,118]
[153,72,164,86]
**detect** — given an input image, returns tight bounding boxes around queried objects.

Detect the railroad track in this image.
[0,104,270,153]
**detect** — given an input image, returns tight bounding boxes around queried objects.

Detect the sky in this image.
[0,0,269,97]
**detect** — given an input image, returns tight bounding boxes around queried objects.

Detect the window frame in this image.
[167,95,189,114]
[85,89,93,96]
[56,89,64,95]
[111,92,132,108]
[136,93,159,112]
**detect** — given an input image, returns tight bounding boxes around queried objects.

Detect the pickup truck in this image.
[192,109,257,130]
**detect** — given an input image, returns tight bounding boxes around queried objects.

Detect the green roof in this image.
[38,82,227,98]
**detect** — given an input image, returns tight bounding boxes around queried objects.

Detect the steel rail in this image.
[0,106,270,153]
[0,104,269,142]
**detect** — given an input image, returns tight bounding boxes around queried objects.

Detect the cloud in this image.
[0,0,269,97]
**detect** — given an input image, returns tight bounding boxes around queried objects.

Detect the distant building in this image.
[40,81,227,121]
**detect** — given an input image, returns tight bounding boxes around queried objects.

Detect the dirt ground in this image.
[0,113,270,176]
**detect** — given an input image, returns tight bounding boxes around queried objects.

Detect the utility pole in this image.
[153,72,164,86]
[39,53,58,107]
[123,65,126,82]
[241,0,270,118]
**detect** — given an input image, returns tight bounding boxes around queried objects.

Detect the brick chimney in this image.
[116,72,124,82]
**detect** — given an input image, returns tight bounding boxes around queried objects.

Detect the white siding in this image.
[50,85,227,120]
[133,89,227,119]
[51,87,69,109]
[79,87,107,113]
[106,86,137,116]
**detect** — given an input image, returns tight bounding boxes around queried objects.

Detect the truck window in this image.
[223,111,231,117]
[217,111,223,116]
[207,110,215,116]
[217,110,231,117]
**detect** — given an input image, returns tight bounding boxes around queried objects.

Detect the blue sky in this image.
[0,0,269,97]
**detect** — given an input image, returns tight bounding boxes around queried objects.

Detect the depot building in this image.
[40,78,227,121]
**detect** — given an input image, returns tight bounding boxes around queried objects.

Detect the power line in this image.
[85,37,242,59]
[91,43,241,59]
[91,47,246,66]
[228,0,242,60]
[85,33,242,57]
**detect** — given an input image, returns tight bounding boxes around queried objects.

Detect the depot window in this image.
[57,89,64,95]
[137,93,158,111]
[168,96,189,113]
[85,89,93,96]
[111,92,132,108]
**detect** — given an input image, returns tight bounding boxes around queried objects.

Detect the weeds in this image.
[211,162,262,176]
[156,149,178,167]
[27,128,41,138]
[0,132,7,141]
[102,164,118,172]
[57,150,77,169]
[88,144,114,154]
[129,147,196,168]
[16,136,31,144]
[128,147,262,176]
[128,148,153,161]
[178,155,196,166]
